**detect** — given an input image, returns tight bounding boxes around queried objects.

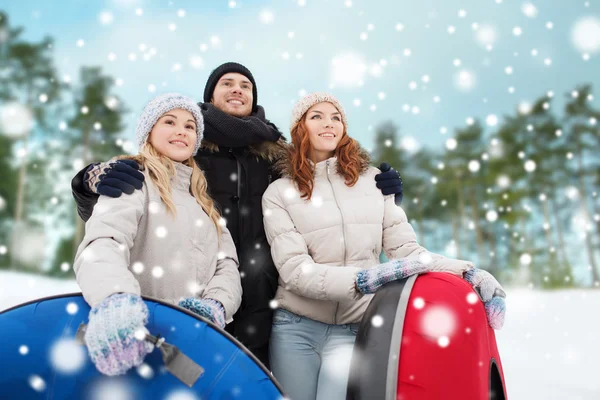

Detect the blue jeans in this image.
[269,309,359,400]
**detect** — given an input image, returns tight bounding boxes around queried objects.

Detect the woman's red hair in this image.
[289,115,364,200]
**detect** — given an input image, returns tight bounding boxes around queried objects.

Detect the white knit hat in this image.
[135,93,204,156]
[290,92,348,133]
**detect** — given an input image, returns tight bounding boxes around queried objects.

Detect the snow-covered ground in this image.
[495,288,600,400]
[1,271,599,399]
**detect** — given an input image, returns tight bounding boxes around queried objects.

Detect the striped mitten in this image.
[179,298,226,329]
[356,259,427,294]
[464,268,506,330]
[84,293,154,376]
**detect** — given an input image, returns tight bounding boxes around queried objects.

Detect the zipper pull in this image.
[326,160,330,174]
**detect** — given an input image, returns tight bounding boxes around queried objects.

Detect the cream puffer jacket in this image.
[74,162,242,321]
[262,153,473,325]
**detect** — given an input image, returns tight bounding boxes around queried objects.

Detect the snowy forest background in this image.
[0,1,598,288]
[0,1,599,398]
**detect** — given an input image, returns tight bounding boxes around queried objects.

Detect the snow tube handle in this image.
[75,323,204,387]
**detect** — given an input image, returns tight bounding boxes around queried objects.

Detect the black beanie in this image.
[203,62,258,112]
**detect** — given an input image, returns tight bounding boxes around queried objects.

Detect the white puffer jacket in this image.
[262,154,473,325]
[74,162,242,321]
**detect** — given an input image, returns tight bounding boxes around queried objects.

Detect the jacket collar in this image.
[312,157,338,177]
[172,162,193,191]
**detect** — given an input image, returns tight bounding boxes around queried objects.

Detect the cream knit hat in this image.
[135,93,204,156]
[290,92,348,133]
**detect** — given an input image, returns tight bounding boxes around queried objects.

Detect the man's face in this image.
[211,72,253,117]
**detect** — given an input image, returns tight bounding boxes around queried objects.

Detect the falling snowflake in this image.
[321,344,354,383]
[413,297,425,309]
[401,136,420,153]
[518,101,532,114]
[486,210,499,222]
[475,25,497,47]
[486,114,499,126]
[152,266,164,278]
[420,305,457,339]
[520,253,532,265]
[137,363,154,379]
[259,9,274,24]
[132,262,144,274]
[566,186,579,200]
[437,336,450,347]
[0,102,34,137]
[521,3,538,18]
[66,302,79,315]
[87,379,134,400]
[50,339,86,374]
[524,160,536,172]
[29,375,46,392]
[454,69,476,91]
[496,175,511,188]
[155,226,167,238]
[571,17,600,54]
[284,187,297,199]
[445,138,457,150]
[468,160,481,172]
[466,292,479,304]
[98,11,114,25]
[371,315,384,327]
[330,53,366,87]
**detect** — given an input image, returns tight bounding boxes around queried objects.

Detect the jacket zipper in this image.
[230,147,243,248]
[326,159,346,325]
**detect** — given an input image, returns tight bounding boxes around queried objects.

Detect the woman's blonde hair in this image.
[117,142,222,236]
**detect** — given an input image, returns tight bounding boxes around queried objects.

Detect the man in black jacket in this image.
[71,62,404,369]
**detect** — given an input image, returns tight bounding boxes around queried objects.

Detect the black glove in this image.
[375,162,403,206]
[84,159,144,198]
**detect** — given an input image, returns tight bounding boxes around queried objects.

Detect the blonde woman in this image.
[74,93,242,376]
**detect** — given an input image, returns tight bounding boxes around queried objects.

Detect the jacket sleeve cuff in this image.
[428,253,474,275]
[205,293,236,323]
[323,266,363,301]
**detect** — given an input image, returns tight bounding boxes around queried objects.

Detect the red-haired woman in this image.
[261,93,506,400]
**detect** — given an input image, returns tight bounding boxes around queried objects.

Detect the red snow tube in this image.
[347,273,507,400]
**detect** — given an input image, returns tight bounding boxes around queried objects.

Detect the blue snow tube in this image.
[0,293,284,399]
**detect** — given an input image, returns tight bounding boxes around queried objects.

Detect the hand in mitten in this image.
[356,258,427,294]
[464,268,506,330]
[84,293,154,376]
[85,159,144,197]
[375,163,404,206]
[178,298,226,329]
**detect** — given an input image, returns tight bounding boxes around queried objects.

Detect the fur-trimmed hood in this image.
[199,137,289,163]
